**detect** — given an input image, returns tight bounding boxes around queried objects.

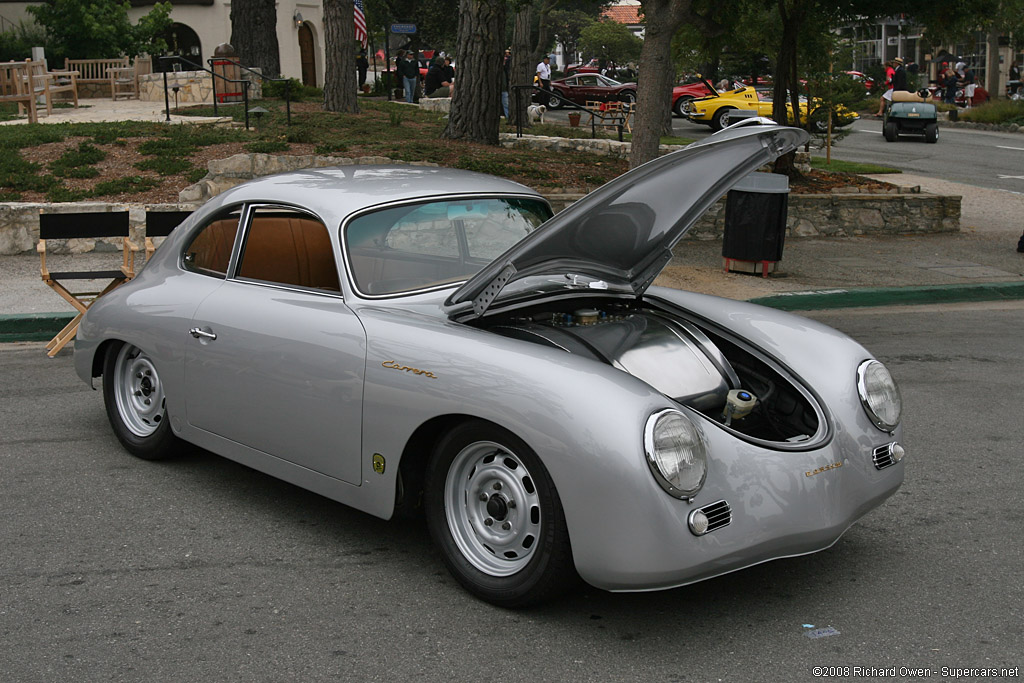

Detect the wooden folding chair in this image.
[622,102,636,133]
[144,210,192,259]
[37,211,137,357]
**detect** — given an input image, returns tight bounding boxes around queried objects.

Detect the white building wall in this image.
[0,1,325,85]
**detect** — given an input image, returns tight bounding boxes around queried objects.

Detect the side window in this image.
[237,207,341,293]
[183,209,242,278]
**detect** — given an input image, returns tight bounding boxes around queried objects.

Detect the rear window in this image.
[345,197,551,296]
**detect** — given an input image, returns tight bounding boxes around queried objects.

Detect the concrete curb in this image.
[4,282,1024,344]
[749,281,1024,311]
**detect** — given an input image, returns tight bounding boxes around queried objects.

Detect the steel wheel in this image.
[444,441,542,576]
[711,107,733,131]
[113,344,165,437]
[424,421,577,607]
[673,95,693,118]
[103,342,179,460]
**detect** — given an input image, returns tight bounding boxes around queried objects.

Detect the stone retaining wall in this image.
[0,150,959,255]
[138,70,263,104]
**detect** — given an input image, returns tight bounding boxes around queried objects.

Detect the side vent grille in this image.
[873,444,895,469]
[701,500,732,533]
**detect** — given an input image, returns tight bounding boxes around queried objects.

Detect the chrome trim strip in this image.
[857,359,900,432]
[643,408,707,502]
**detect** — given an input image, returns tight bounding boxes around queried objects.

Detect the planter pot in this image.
[568,112,582,127]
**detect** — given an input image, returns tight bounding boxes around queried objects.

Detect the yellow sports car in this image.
[682,84,859,132]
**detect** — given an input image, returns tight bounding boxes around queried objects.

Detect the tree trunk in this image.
[443,0,505,144]
[230,0,281,78]
[630,0,692,168]
[772,0,803,177]
[985,29,1000,97]
[531,0,558,67]
[509,4,533,129]
[324,0,360,113]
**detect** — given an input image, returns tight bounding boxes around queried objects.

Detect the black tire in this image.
[710,107,734,132]
[620,90,636,105]
[925,122,938,143]
[673,95,693,118]
[883,120,898,142]
[809,108,832,133]
[545,92,562,109]
[102,341,179,460]
[424,421,577,607]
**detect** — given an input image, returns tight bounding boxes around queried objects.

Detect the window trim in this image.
[178,203,248,280]
[228,203,345,298]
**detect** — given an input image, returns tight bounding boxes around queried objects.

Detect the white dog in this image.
[527,104,546,124]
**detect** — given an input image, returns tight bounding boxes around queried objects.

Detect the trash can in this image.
[212,43,243,103]
[722,171,789,277]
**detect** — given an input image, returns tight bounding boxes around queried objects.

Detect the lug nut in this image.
[144,399,151,405]
[136,373,143,378]
[507,500,516,509]
[479,493,488,501]
[492,482,502,491]
[484,518,493,526]
[501,522,511,531]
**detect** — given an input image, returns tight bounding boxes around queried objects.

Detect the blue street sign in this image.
[391,23,417,34]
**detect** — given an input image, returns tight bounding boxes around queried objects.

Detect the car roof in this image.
[203,165,541,226]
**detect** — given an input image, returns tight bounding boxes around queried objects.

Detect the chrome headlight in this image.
[644,409,708,499]
[857,360,902,431]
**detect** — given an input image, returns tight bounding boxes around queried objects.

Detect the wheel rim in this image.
[444,441,543,577]
[113,344,165,437]
[719,110,731,127]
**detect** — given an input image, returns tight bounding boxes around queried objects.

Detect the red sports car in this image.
[541,73,636,108]
[672,81,715,117]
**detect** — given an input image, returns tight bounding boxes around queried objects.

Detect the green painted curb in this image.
[3,281,1023,343]
[749,281,1024,311]
[0,312,75,343]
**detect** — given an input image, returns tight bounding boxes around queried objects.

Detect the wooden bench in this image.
[109,66,137,100]
[64,57,128,97]
[0,60,38,123]
[26,60,79,112]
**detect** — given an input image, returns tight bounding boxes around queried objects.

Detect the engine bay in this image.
[479,297,823,447]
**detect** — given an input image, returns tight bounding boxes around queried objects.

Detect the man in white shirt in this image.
[536,56,552,91]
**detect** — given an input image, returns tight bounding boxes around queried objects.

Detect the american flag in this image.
[354,0,367,49]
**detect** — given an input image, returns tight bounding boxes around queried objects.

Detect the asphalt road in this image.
[2,302,1022,681]
[542,108,1024,194]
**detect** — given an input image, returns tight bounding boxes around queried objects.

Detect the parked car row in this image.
[680,81,860,132]
[534,74,715,117]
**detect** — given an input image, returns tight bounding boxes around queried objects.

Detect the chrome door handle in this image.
[189,327,217,341]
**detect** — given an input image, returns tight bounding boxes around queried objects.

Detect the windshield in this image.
[344,197,552,296]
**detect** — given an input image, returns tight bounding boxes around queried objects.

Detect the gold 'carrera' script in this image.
[382,360,438,379]
[805,461,843,477]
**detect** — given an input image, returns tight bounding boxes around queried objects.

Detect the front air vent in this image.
[701,500,732,532]
[689,500,732,536]
[872,443,901,469]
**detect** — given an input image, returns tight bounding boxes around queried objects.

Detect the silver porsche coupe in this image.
[74,121,905,607]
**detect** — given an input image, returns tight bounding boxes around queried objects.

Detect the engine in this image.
[491,309,738,413]
[483,301,822,445]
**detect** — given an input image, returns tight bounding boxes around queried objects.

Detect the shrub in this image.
[959,100,1024,125]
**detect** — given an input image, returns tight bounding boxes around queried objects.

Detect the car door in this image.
[184,204,366,485]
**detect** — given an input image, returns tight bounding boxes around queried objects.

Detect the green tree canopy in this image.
[579,20,643,66]
[28,0,172,64]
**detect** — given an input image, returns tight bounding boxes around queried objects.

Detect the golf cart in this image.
[883,89,938,143]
